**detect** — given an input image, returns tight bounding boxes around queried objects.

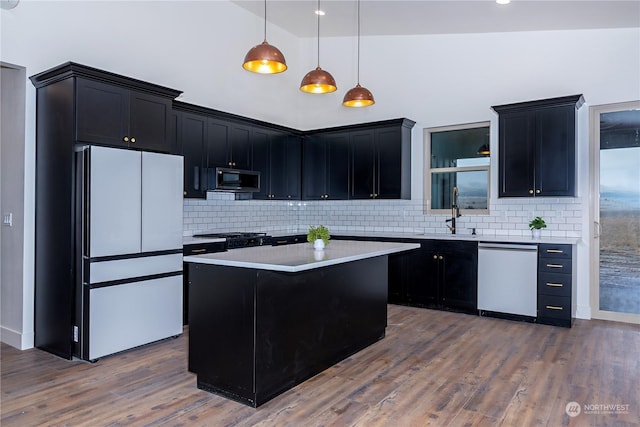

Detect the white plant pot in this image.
[532,229,541,239]
[313,239,325,250]
[314,249,326,261]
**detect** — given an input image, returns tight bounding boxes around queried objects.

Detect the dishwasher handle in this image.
[479,243,538,251]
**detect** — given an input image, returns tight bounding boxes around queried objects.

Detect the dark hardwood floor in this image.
[2,305,639,426]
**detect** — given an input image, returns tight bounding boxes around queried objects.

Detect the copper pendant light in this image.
[243,0,287,74]
[343,0,374,107]
[300,0,337,93]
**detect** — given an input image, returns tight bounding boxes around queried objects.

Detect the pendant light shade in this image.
[243,0,287,74]
[301,66,337,93]
[343,0,374,107]
[243,41,287,74]
[300,0,336,93]
[342,83,374,107]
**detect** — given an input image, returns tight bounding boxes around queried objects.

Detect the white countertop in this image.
[183,240,420,273]
[270,230,579,245]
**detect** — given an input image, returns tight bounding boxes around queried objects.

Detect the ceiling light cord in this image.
[316,0,320,66]
[263,0,267,41]
[356,0,360,84]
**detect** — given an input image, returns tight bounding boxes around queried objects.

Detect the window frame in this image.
[424,121,491,215]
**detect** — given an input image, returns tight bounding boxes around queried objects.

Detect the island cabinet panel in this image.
[493,94,583,198]
[188,256,388,407]
[76,78,174,153]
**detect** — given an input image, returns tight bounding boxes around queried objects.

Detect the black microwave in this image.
[212,167,260,192]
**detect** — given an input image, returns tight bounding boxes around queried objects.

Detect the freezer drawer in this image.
[89,253,182,284]
[88,275,182,360]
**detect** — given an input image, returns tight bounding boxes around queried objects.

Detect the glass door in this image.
[590,101,640,323]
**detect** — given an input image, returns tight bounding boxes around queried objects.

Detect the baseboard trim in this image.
[1,326,34,350]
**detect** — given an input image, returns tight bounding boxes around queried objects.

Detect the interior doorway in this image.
[590,101,640,323]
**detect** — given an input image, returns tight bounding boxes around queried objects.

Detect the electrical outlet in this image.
[2,213,12,227]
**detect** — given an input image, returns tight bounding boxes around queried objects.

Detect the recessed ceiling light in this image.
[315,9,325,16]
[496,0,511,4]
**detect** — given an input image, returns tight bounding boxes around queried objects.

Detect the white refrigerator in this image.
[75,146,184,361]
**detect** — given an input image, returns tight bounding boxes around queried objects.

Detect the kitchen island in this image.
[184,240,419,407]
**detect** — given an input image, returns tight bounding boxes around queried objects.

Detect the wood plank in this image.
[2,306,639,426]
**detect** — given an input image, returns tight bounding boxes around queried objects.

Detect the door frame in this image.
[589,100,640,323]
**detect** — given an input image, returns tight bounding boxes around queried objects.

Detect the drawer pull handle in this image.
[275,240,287,244]
[546,249,564,253]
[546,263,563,268]
[192,249,207,253]
[546,283,563,287]
[545,305,564,311]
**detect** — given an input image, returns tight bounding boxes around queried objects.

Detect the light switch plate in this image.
[2,212,12,226]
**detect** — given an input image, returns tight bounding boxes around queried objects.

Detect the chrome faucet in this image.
[445,186,462,234]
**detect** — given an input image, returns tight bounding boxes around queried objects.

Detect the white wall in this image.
[1,1,639,347]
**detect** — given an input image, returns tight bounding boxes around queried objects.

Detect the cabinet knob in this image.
[529,189,534,194]
[131,137,136,143]
[370,194,374,198]
[433,255,438,260]
[123,136,129,142]
[439,255,444,260]
[183,191,187,196]
[535,189,540,194]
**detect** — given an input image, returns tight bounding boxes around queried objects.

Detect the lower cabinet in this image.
[404,240,478,313]
[183,241,226,324]
[537,243,574,327]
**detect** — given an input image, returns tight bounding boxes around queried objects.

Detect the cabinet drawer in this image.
[271,235,306,246]
[538,294,570,319]
[537,272,571,297]
[538,257,571,274]
[538,244,572,259]
[184,241,226,255]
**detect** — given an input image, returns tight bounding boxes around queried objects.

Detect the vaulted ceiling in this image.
[231,0,640,38]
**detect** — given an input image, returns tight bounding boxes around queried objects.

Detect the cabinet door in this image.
[89,146,141,257]
[207,118,230,170]
[76,78,129,146]
[376,126,404,199]
[440,241,478,312]
[182,112,207,198]
[405,244,439,306]
[350,130,375,199]
[326,133,350,200]
[535,105,576,196]
[252,128,272,199]
[283,136,301,200]
[499,111,535,197]
[230,124,252,170]
[302,136,327,200]
[128,91,172,153]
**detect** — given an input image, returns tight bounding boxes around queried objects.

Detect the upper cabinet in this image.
[303,118,414,201]
[492,95,584,198]
[350,120,413,200]
[302,132,350,200]
[253,129,302,200]
[30,62,181,154]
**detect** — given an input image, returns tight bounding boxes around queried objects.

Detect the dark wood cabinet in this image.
[76,77,175,152]
[537,244,575,327]
[350,122,412,200]
[253,130,301,200]
[181,111,208,198]
[493,95,584,198]
[302,133,350,200]
[404,240,477,313]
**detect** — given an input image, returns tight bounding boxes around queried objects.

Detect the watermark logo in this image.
[565,401,631,417]
[565,401,581,417]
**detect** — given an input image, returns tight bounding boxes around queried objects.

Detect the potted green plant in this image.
[307,225,330,250]
[529,216,547,239]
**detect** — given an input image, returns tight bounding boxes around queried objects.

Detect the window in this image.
[425,122,490,214]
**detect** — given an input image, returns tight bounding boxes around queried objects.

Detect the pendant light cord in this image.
[356,0,361,84]
[316,0,320,67]
[263,0,267,40]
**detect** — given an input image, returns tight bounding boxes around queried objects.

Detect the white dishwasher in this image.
[477,242,538,317]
